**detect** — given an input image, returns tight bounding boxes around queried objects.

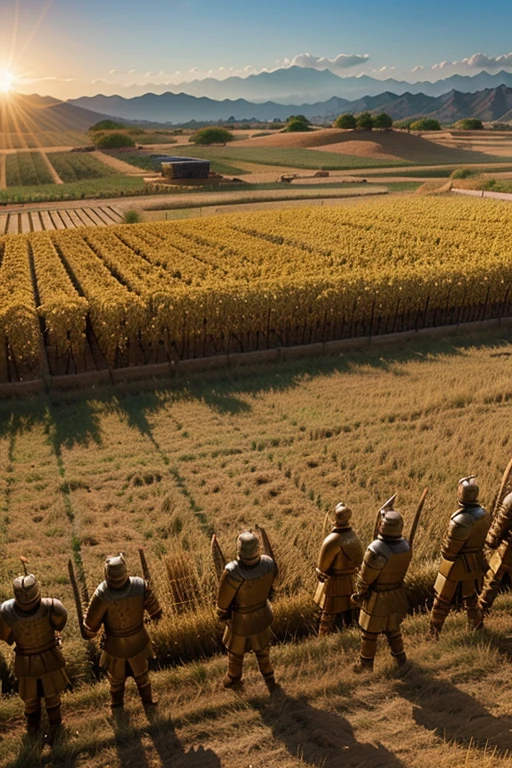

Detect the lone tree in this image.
[356,112,374,130]
[409,118,442,131]
[190,127,235,145]
[373,112,393,129]
[334,113,357,129]
[456,118,484,130]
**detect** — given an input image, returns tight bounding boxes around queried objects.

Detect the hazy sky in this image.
[2,0,512,99]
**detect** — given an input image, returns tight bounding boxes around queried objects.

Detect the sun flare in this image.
[0,69,15,95]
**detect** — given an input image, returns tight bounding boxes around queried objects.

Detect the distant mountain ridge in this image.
[0,93,113,135]
[89,66,512,104]
[69,84,512,125]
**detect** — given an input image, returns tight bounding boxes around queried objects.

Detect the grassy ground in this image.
[0,132,88,150]
[0,324,512,764]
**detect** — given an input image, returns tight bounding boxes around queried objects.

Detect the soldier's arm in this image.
[144,581,163,622]
[487,496,512,548]
[83,592,106,639]
[316,536,338,581]
[49,599,68,632]
[0,613,14,645]
[217,568,242,621]
[352,547,387,601]
[440,515,472,560]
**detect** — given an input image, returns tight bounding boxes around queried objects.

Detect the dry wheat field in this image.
[0,322,512,766]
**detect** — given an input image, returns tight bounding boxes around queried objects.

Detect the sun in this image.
[0,69,15,95]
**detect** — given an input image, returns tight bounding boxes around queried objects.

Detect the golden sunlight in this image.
[0,69,15,94]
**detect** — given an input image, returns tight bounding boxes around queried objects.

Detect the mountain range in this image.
[90,66,512,104]
[69,84,512,125]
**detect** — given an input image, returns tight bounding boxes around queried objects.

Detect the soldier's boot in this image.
[318,611,336,636]
[464,594,484,631]
[385,629,407,667]
[135,672,157,707]
[109,680,125,709]
[353,630,377,673]
[353,656,374,673]
[223,651,244,688]
[24,699,42,735]
[428,596,451,639]
[255,648,278,692]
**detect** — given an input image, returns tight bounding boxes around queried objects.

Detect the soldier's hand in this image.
[486,536,499,550]
[217,609,231,623]
[315,568,328,583]
[350,593,363,607]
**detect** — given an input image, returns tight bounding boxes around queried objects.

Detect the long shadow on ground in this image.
[394,662,512,756]
[254,688,406,768]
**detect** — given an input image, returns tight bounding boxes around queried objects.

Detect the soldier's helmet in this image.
[457,475,479,504]
[13,573,41,612]
[334,502,352,527]
[104,553,129,588]
[237,531,261,566]
[379,510,404,539]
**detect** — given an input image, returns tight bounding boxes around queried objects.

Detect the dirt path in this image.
[40,150,63,184]
[95,151,147,176]
[0,155,5,189]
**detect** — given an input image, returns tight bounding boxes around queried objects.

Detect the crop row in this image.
[48,152,118,182]
[0,197,511,375]
[5,151,54,186]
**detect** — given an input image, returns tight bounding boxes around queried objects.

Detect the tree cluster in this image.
[334,112,393,131]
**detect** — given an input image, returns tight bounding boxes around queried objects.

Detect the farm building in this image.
[151,155,210,179]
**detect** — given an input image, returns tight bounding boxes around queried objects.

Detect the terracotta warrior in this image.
[479,490,512,614]
[430,476,490,638]
[83,554,162,708]
[0,568,70,734]
[216,531,277,690]
[351,503,412,671]
[314,502,363,635]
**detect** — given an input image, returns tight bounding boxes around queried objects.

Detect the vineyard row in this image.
[0,197,511,381]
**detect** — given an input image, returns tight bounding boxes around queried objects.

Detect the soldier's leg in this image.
[255,647,277,691]
[108,673,126,709]
[134,669,157,707]
[24,696,42,734]
[479,565,508,614]
[384,628,407,666]
[464,593,484,630]
[44,693,62,733]
[429,595,451,638]
[318,611,336,635]
[354,630,378,672]
[223,651,244,688]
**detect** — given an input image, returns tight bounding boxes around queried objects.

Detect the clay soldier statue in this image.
[0,566,70,734]
[314,502,363,635]
[351,501,412,671]
[83,553,162,708]
[216,530,277,690]
[479,490,512,614]
[429,476,490,638]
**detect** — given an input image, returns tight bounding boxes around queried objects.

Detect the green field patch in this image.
[48,152,119,182]
[167,145,412,170]
[5,152,54,186]
[0,174,147,204]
